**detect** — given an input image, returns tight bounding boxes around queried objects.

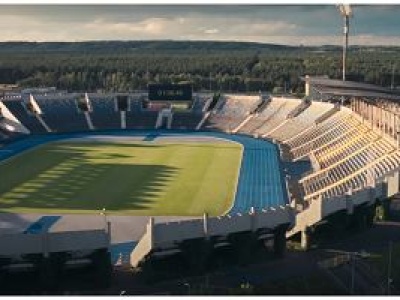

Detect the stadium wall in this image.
[289,181,388,249]
[131,206,294,268]
[0,228,112,290]
[0,229,110,256]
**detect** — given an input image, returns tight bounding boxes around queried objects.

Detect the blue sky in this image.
[0,5,399,45]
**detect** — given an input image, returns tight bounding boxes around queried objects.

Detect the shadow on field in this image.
[0,143,179,212]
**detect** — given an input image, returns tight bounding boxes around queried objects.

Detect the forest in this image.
[0,41,399,94]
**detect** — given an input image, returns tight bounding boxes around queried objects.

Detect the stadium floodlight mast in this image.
[338,4,352,82]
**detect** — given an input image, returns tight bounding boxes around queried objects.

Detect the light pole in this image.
[391,63,396,90]
[338,4,352,82]
[387,241,393,295]
[100,207,107,231]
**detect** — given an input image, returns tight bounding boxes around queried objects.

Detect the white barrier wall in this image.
[48,230,109,253]
[154,219,205,244]
[130,206,294,267]
[153,206,294,245]
[0,230,109,256]
[0,234,43,256]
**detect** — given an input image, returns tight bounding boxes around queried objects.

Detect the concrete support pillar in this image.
[42,232,49,258]
[346,192,354,215]
[273,225,287,258]
[305,75,310,97]
[148,217,154,248]
[250,207,256,233]
[300,227,311,251]
[397,115,400,148]
[106,221,111,246]
[203,212,209,240]
[371,104,375,129]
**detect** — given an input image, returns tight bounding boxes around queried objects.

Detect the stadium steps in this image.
[196,111,211,130]
[84,111,95,130]
[191,94,212,113]
[35,114,52,132]
[232,114,254,133]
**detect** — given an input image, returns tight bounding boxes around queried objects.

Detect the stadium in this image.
[0,76,399,292]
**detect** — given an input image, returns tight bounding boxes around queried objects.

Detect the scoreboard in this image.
[148,83,192,102]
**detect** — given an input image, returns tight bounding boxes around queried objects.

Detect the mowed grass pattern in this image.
[0,140,242,216]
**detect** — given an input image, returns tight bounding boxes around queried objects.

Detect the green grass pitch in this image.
[0,140,242,216]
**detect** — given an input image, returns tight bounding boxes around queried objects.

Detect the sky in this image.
[0,5,399,46]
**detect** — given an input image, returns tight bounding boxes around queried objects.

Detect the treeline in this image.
[0,41,399,93]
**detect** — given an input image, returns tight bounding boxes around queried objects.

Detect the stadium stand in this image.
[171,111,202,130]
[265,101,335,142]
[290,113,361,161]
[204,94,261,132]
[191,94,212,113]
[285,109,351,149]
[89,95,121,130]
[246,98,302,136]
[301,137,395,196]
[2,99,47,133]
[35,96,89,132]
[126,110,159,129]
[128,95,145,113]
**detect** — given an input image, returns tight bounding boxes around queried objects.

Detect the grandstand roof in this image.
[302,76,400,102]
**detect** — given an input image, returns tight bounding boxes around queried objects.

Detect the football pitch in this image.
[0,139,242,216]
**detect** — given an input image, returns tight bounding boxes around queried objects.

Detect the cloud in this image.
[84,17,298,38]
[85,18,172,35]
[204,29,219,34]
[0,5,399,45]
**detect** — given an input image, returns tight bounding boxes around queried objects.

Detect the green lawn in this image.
[0,140,242,216]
